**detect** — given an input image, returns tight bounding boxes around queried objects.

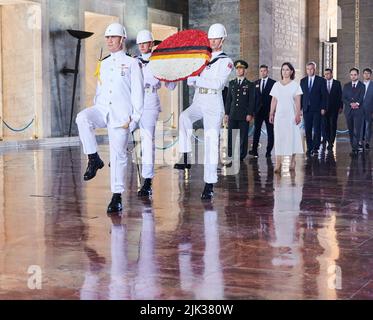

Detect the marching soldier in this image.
[76,22,144,214]
[174,23,234,200]
[224,60,255,161]
[136,30,176,197]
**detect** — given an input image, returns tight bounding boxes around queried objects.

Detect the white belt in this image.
[198,88,219,95]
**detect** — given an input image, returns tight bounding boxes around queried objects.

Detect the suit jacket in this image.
[362,81,373,115]
[342,81,365,114]
[326,79,343,114]
[300,75,328,113]
[225,78,255,121]
[254,78,276,116]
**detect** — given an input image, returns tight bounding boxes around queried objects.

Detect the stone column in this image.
[337,0,359,83]
[240,0,259,80]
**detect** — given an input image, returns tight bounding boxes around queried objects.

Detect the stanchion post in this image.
[32,114,38,140]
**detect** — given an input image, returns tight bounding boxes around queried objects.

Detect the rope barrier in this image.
[161,113,174,124]
[2,118,34,132]
[156,137,179,150]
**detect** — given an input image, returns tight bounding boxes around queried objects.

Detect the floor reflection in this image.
[1,141,373,299]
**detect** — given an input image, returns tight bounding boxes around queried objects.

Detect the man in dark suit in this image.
[361,68,373,149]
[322,68,343,151]
[248,65,276,158]
[300,62,328,157]
[342,67,366,156]
[225,60,255,161]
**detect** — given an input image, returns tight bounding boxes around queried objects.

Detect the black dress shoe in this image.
[201,183,214,201]
[174,163,192,170]
[327,144,334,151]
[248,150,259,158]
[84,157,104,181]
[265,152,272,158]
[107,194,122,214]
[138,178,152,197]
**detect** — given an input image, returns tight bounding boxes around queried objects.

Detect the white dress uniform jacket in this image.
[95,50,144,126]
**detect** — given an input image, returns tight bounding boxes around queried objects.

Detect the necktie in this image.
[261,79,265,93]
[309,78,313,92]
[238,79,241,86]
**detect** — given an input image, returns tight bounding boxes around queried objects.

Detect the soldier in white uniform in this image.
[136,30,177,197]
[76,23,144,214]
[174,23,233,200]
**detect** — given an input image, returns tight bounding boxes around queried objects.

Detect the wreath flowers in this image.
[149,29,212,82]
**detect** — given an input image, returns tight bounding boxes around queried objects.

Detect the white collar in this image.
[111,50,125,58]
[364,80,371,84]
[352,81,359,85]
[237,77,245,81]
[141,52,151,61]
[261,77,269,82]
[309,75,315,80]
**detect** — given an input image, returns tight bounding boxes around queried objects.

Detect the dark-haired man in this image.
[342,68,365,156]
[322,68,343,151]
[249,65,275,158]
[361,68,373,149]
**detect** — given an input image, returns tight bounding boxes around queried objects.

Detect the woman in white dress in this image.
[269,62,304,174]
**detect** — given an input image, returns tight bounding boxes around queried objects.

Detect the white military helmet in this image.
[208,23,227,39]
[136,30,154,44]
[105,23,127,38]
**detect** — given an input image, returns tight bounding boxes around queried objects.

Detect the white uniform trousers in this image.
[76,105,129,194]
[179,95,224,184]
[139,110,159,179]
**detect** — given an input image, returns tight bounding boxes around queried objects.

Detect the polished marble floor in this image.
[1,138,373,300]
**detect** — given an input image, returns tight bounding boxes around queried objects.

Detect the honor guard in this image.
[175,23,234,200]
[224,60,255,161]
[76,22,144,214]
[136,30,177,197]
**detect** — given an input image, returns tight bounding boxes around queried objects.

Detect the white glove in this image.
[129,120,138,133]
[187,76,198,87]
[165,81,177,91]
[144,76,159,88]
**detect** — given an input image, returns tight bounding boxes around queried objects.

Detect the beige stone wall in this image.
[0,2,42,140]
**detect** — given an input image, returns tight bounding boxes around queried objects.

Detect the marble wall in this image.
[338,0,373,83]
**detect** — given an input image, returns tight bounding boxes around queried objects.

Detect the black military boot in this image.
[174,153,191,170]
[201,183,214,201]
[138,178,153,197]
[107,193,122,214]
[84,153,104,181]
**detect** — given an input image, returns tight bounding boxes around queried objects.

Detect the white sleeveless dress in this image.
[270,81,304,156]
